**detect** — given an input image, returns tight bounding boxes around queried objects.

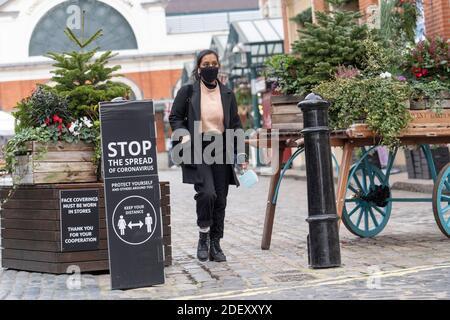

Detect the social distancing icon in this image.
[112,196,157,245]
[145,213,153,233]
[118,215,127,236]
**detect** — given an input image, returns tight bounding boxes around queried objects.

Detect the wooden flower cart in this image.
[248,109,450,249]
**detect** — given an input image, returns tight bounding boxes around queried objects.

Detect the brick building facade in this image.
[282,0,449,52]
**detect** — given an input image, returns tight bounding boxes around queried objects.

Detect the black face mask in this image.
[199,67,219,83]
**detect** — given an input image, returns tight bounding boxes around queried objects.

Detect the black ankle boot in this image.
[197,232,210,261]
[209,237,226,262]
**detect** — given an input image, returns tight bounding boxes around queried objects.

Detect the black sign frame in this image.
[99,99,165,290]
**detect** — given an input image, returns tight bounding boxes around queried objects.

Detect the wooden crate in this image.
[347,110,450,139]
[270,95,304,130]
[410,93,450,110]
[0,181,172,274]
[13,141,97,185]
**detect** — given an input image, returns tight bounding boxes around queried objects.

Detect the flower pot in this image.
[270,94,305,130]
[13,141,98,185]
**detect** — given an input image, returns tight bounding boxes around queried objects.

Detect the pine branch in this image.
[64,28,84,48]
[82,29,103,48]
[64,27,103,49]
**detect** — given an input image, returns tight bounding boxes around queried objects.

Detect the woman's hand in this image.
[235,153,248,171]
[238,162,248,171]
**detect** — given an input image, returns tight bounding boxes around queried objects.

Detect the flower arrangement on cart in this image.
[265,0,449,148]
[263,0,450,238]
[2,28,131,187]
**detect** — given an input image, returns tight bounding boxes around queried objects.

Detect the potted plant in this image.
[404,36,450,109]
[314,75,412,149]
[0,24,173,274]
[264,0,378,131]
[409,80,450,110]
[264,54,305,130]
[4,88,99,184]
[289,7,312,30]
[3,27,131,184]
[291,0,371,93]
[398,36,450,176]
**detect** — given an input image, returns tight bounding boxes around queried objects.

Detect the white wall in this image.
[260,0,282,18]
[0,0,221,81]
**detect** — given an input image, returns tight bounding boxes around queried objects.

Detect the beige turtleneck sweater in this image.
[180,81,224,144]
[199,80,224,134]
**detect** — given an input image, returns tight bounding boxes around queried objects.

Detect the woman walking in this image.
[169,49,248,262]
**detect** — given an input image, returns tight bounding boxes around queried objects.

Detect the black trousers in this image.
[194,134,230,239]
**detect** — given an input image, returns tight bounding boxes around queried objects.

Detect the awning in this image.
[210,34,229,60]
[232,19,283,44]
[180,61,195,85]
[222,18,284,79]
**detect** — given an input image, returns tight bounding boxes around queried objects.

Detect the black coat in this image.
[169,80,243,186]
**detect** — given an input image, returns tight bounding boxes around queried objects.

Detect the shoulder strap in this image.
[186,84,193,102]
[184,84,193,120]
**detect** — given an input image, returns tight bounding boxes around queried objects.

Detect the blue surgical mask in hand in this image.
[235,165,258,188]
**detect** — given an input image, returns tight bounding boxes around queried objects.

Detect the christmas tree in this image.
[292,0,370,92]
[43,12,130,120]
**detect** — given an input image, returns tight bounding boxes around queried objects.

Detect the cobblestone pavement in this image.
[1,168,450,300]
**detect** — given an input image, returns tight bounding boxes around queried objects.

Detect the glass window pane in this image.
[29,0,137,56]
[269,19,284,40]
[237,21,264,43]
[254,20,280,41]
[274,43,283,54]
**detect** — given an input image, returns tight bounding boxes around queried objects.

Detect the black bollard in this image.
[298,93,341,269]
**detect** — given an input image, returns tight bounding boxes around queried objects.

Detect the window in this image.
[166,10,262,34]
[29,0,137,56]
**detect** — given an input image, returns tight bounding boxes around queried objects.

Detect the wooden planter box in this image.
[410,91,450,110]
[13,141,98,185]
[0,181,172,274]
[270,95,304,130]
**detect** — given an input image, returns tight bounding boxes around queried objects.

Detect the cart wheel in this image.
[432,163,450,238]
[342,161,392,237]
